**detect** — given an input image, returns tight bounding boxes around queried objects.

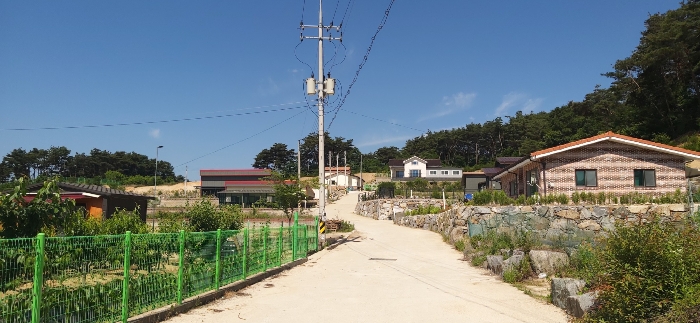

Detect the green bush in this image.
[572,192,581,204]
[405,205,443,215]
[503,256,532,283]
[473,190,515,205]
[583,219,700,323]
[156,211,188,233]
[101,208,149,234]
[454,239,466,252]
[187,199,242,232]
[556,193,569,205]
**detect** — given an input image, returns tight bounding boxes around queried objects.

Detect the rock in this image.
[473,206,492,214]
[537,206,551,217]
[550,218,569,230]
[556,209,580,220]
[580,207,592,220]
[565,292,597,317]
[669,204,686,212]
[529,250,569,274]
[600,216,615,231]
[551,278,585,309]
[450,226,467,243]
[650,205,670,217]
[627,205,649,214]
[454,219,466,226]
[577,220,601,231]
[592,206,608,218]
[503,254,524,272]
[521,206,534,212]
[487,255,504,275]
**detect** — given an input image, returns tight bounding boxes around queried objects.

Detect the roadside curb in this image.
[128,258,308,323]
[326,230,355,250]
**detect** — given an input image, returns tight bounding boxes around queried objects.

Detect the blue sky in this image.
[0,0,682,178]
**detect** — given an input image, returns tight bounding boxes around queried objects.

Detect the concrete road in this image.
[164,193,568,323]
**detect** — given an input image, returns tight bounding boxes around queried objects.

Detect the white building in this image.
[388,156,462,182]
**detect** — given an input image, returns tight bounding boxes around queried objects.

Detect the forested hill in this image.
[388,1,700,170]
[0,147,179,184]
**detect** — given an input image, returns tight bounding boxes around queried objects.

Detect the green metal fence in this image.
[0,214,318,323]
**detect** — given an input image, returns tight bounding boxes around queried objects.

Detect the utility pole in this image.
[360,153,363,192]
[336,153,339,192]
[298,139,302,211]
[344,151,347,188]
[185,165,188,203]
[302,0,341,222]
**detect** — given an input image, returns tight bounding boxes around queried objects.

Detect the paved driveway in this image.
[164,193,567,323]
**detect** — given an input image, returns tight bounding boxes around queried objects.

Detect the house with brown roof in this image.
[199,169,276,206]
[25,182,154,221]
[492,132,700,198]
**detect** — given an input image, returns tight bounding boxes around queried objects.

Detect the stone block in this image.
[627,205,649,214]
[650,205,671,217]
[521,206,534,212]
[550,218,569,230]
[503,254,524,273]
[577,220,601,231]
[551,278,585,309]
[473,206,492,214]
[454,219,466,226]
[565,292,597,317]
[592,206,608,218]
[580,207,592,220]
[669,204,686,212]
[530,216,551,231]
[600,216,615,231]
[537,206,551,217]
[529,250,569,274]
[556,209,580,220]
[487,255,504,275]
[450,226,467,243]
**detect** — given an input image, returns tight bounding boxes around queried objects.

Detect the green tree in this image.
[252,143,296,174]
[0,177,78,238]
[268,172,305,221]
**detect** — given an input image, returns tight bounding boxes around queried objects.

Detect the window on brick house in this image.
[575,170,597,187]
[509,181,518,196]
[634,169,656,187]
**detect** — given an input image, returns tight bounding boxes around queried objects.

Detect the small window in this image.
[396,171,404,178]
[429,170,437,175]
[411,161,418,165]
[634,169,656,187]
[441,170,449,175]
[453,170,460,175]
[575,170,597,187]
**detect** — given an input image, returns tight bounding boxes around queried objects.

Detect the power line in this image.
[3,106,306,131]
[175,110,306,168]
[341,108,426,133]
[327,0,396,130]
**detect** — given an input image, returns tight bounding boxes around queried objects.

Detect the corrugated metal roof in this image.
[25,182,154,199]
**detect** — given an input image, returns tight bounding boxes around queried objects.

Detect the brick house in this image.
[492,132,700,198]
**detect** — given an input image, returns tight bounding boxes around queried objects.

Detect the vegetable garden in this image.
[0,221,318,323]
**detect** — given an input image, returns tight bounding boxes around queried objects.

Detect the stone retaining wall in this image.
[355,200,691,245]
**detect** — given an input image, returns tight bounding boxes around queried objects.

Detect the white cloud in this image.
[149,129,161,139]
[495,92,544,116]
[356,135,414,148]
[419,92,476,122]
[523,98,544,113]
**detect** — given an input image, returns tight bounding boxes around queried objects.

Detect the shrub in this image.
[572,192,581,204]
[503,256,533,283]
[405,205,442,215]
[597,192,607,204]
[514,230,541,254]
[556,193,569,205]
[187,199,242,232]
[156,211,188,233]
[101,208,149,234]
[454,239,466,252]
[584,219,700,323]
[338,220,355,232]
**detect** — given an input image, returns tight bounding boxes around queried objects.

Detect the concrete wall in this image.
[355,199,691,245]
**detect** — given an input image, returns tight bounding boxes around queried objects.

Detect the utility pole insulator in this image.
[324,78,335,95]
[306,78,317,95]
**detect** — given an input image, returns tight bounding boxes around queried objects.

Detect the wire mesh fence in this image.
[0,217,318,323]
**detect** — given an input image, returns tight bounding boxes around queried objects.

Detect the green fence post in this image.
[121,231,132,323]
[263,226,268,272]
[31,233,45,323]
[303,223,308,255]
[215,229,222,290]
[242,228,248,279]
[315,216,319,251]
[177,230,185,304]
[278,226,283,267]
[292,212,298,260]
